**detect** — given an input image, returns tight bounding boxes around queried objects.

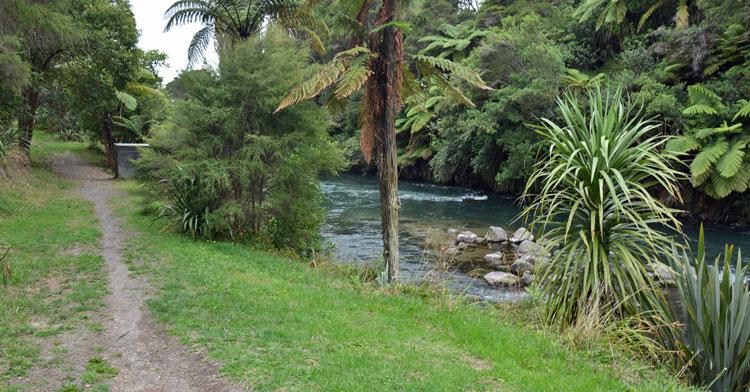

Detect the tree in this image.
[164,0,325,65]
[64,0,141,168]
[3,0,81,156]
[275,0,490,282]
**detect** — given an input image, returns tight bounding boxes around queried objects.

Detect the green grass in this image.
[2,136,693,391]
[115,178,692,391]
[0,137,109,389]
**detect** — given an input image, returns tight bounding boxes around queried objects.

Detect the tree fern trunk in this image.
[369,0,402,282]
[17,87,39,157]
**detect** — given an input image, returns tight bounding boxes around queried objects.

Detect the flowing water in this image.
[321,174,750,302]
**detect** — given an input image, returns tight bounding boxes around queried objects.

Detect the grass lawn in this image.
[116,194,690,389]
[0,134,111,390]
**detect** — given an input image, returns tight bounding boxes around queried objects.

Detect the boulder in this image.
[522,271,535,286]
[647,262,676,286]
[457,242,469,251]
[517,240,543,257]
[447,228,458,236]
[485,226,508,243]
[483,252,506,269]
[484,271,521,287]
[510,227,534,243]
[456,230,478,244]
[511,258,534,277]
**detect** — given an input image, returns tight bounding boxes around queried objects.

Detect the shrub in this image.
[521,87,684,328]
[670,226,750,391]
[136,30,345,256]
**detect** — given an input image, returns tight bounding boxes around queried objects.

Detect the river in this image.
[321,174,750,302]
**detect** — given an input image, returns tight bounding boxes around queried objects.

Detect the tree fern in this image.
[714,140,746,178]
[690,138,729,181]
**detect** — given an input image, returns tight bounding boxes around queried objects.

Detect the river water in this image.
[321,174,750,301]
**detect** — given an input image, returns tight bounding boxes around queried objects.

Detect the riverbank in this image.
[0,134,696,390]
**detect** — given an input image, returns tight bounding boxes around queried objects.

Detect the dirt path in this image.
[52,153,243,392]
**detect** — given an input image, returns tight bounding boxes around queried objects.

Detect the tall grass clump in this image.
[521,88,684,328]
[671,227,750,391]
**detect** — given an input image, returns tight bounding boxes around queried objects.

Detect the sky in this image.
[131,0,218,84]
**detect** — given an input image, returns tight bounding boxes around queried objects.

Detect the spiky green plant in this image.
[666,85,750,199]
[670,226,750,392]
[521,88,684,328]
[160,174,214,238]
[0,125,18,158]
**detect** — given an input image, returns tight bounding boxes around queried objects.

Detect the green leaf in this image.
[665,135,700,153]
[715,140,746,178]
[690,139,729,179]
[115,90,137,111]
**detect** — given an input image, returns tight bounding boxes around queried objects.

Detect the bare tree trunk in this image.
[102,113,115,170]
[370,0,402,282]
[18,87,40,157]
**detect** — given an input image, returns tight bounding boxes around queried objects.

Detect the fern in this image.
[733,100,750,121]
[115,90,138,111]
[666,135,700,153]
[715,140,746,178]
[691,139,729,180]
[412,55,491,91]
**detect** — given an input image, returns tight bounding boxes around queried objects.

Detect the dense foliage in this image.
[313,0,750,221]
[136,31,344,256]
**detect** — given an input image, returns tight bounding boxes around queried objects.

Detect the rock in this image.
[517,240,542,257]
[483,252,506,269]
[457,242,469,251]
[475,236,487,244]
[447,228,458,236]
[647,262,676,285]
[485,226,508,243]
[510,227,534,243]
[484,271,521,287]
[456,230,478,244]
[522,271,534,286]
[511,258,534,277]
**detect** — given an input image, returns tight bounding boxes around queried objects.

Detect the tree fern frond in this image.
[683,104,719,116]
[413,55,491,90]
[732,100,750,121]
[637,1,663,31]
[665,135,700,153]
[115,90,137,111]
[690,139,729,179]
[715,140,746,178]
[334,64,372,99]
[275,61,347,113]
[187,25,214,66]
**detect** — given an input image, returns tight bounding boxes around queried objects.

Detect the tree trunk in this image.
[369,0,402,282]
[102,113,115,170]
[17,87,40,157]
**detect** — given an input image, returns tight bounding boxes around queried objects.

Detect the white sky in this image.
[131,0,218,84]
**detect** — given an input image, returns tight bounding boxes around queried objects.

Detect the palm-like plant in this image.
[666,85,750,199]
[164,0,324,65]
[521,88,684,328]
[670,226,750,392]
[573,0,627,31]
[112,114,154,142]
[417,23,488,61]
[275,0,490,282]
